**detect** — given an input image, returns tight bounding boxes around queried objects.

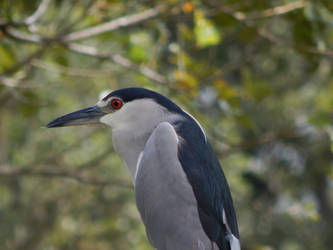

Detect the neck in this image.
[111,112,182,183]
[112,127,151,182]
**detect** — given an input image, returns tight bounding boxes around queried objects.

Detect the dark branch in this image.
[216,128,302,156]
[4,27,168,83]
[0,76,35,88]
[0,0,50,28]
[24,0,51,25]
[63,5,166,42]
[0,165,132,189]
[67,43,167,83]
[31,59,114,78]
[218,0,308,21]
[4,27,42,42]
[1,45,50,75]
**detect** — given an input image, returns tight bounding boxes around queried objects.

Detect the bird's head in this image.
[46,88,183,132]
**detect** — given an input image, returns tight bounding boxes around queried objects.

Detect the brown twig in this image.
[36,128,101,165]
[246,0,308,19]
[221,0,308,21]
[63,5,166,42]
[4,26,42,42]
[67,43,167,83]
[216,129,301,156]
[31,59,114,78]
[0,165,132,189]
[0,0,50,28]
[24,0,51,25]
[214,1,333,58]
[5,27,168,83]
[1,44,50,75]
[0,76,36,88]
[2,4,170,82]
[75,150,112,171]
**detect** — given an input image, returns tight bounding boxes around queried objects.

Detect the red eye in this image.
[110,98,123,110]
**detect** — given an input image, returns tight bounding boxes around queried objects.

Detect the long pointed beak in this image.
[46,105,105,128]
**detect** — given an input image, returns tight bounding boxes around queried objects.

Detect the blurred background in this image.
[0,0,332,249]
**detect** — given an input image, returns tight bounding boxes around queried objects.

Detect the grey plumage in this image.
[135,122,216,250]
[46,88,240,250]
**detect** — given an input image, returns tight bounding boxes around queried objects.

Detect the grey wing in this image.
[135,122,217,250]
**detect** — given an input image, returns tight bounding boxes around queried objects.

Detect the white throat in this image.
[99,98,179,182]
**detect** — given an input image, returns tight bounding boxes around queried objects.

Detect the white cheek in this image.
[100,114,113,127]
[99,99,168,130]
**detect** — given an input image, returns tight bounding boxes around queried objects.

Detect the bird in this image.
[46,87,240,250]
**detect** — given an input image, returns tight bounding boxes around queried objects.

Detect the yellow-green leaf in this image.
[194,10,221,48]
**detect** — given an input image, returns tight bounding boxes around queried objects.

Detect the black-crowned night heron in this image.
[47,88,240,250]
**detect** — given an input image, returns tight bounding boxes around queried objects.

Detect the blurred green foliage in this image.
[0,0,333,249]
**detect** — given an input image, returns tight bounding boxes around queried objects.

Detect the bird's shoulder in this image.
[135,121,183,187]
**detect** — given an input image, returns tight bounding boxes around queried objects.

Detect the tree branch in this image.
[24,0,51,25]
[216,128,302,156]
[248,0,308,19]
[63,5,166,42]
[4,26,42,42]
[67,43,167,83]
[0,165,132,189]
[1,45,50,75]
[31,59,114,78]
[0,76,35,88]
[222,0,308,21]
[212,2,333,58]
[0,0,50,28]
[4,27,168,83]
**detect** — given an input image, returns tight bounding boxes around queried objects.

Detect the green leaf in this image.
[129,31,151,62]
[17,90,39,117]
[173,70,198,96]
[0,44,16,72]
[308,112,330,127]
[215,79,240,107]
[243,71,274,102]
[235,114,255,130]
[194,10,222,48]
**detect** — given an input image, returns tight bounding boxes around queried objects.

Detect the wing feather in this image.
[135,122,215,250]
[174,115,240,250]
